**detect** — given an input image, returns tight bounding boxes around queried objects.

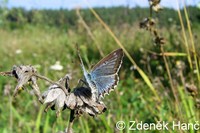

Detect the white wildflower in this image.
[15,49,22,54]
[50,61,63,71]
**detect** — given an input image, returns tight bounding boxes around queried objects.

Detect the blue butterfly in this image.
[78,49,124,100]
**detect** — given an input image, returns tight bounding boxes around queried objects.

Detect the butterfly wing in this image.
[90,49,124,97]
[91,74,119,97]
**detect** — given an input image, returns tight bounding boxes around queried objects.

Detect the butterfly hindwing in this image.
[93,74,119,96]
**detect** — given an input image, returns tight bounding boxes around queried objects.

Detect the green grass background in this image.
[0,6,200,133]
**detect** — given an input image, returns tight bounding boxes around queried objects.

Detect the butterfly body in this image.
[81,66,98,100]
[78,48,124,101]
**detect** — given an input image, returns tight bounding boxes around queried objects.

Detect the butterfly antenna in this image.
[76,44,85,70]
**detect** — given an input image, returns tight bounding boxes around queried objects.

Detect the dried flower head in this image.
[149,0,160,6]
[139,18,155,31]
[149,0,162,12]
[195,99,200,109]
[0,65,42,100]
[152,4,162,12]
[42,75,70,117]
[42,74,107,118]
[43,87,67,117]
[176,60,185,70]
[11,65,37,97]
[185,83,198,97]
[68,87,107,116]
[154,36,166,45]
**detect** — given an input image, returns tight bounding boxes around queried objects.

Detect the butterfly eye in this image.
[87,74,91,79]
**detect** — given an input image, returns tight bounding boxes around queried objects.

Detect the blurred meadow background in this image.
[0,0,200,133]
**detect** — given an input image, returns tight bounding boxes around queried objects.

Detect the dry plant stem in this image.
[76,8,104,57]
[88,7,160,102]
[30,84,43,103]
[67,110,75,133]
[31,83,40,95]
[149,5,153,18]
[44,102,55,112]
[179,70,197,122]
[33,73,69,95]
[0,71,12,76]
[161,46,183,119]
[147,50,187,57]
[179,71,197,123]
[179,71,186,92]
[176,3,192,69]
[160,46,178,103]
[9,95,13,133]
[183,6,200,83]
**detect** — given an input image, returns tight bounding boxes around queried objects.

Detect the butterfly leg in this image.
[78,79,90,88]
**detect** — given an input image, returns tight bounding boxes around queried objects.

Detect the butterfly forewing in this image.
[91,49,123,76]
[90,48,124,97]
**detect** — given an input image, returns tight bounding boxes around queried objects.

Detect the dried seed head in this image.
[153,30,158,37]
[149,0,161,6]
[154,36,166,46]
[149,19,156,26]
[185,83,198,96]
[176,60,185,70]
[139,18,156,31]
[149,0,162,12]
[11,65,37,97]
[140,18,149,29]
[152,4,163,12]
[42,75,71,115]
[43,87,67,115]
[195,99,200,109]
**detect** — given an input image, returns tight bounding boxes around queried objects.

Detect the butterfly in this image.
[78,48,124,101]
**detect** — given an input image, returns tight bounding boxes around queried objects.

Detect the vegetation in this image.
[0,2,200,133]
[1,6,200,29]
